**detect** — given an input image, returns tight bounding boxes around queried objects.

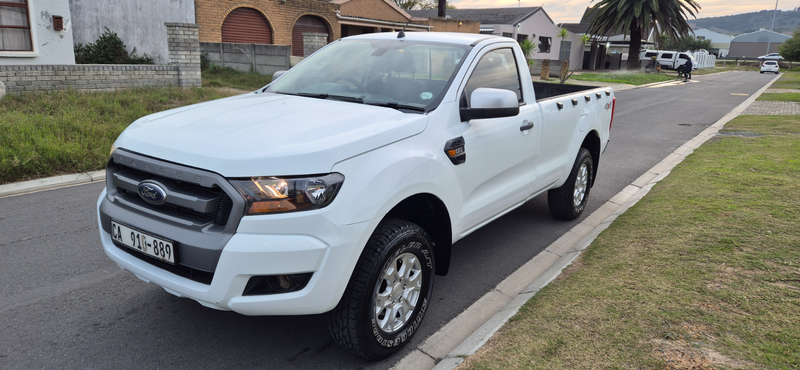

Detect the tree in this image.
[779,28,800,69]
[519,38,537,67]
[586,0,701,70]
[393,0,455,10]
[661,34,712,52]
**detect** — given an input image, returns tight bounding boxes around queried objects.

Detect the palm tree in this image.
[586,0,701,70]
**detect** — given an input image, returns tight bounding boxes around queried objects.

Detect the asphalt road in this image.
[0,71,776,369]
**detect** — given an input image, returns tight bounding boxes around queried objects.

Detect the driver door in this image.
[455,47,541,234]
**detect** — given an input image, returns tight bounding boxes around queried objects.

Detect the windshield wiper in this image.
[288,92,364,104]
[366,101,426,112]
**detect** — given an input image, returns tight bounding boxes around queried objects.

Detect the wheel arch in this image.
[384,193,453,276]
[581,130,601,187]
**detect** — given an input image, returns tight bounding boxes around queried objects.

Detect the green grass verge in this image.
[572,72,677,85]
[461,114,800,369]
[0,87,238,184]
[201,66,273,91]
[770,70,800,89]
[757,93,800,102]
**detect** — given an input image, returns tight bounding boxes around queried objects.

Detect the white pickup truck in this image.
[97,32,614,360]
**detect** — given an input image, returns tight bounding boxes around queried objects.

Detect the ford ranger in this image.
[97,32,615,360]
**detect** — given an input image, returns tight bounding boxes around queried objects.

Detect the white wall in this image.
[565,32,585,70]
[0,0,76,65]
[69,0,195,64]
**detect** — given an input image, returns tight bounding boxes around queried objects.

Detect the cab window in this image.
[463,48,523,105]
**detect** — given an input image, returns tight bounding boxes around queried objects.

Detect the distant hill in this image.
[688,9,800,35]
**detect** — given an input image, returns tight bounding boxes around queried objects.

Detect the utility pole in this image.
[767,0,779,54]
[438,0,445,18]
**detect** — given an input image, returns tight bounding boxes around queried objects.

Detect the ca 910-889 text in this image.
[111,220,175,264]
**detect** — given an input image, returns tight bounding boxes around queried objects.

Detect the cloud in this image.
[449,0,796,24]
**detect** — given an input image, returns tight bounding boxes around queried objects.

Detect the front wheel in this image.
[548,148,594,220]
[328,219,435,360]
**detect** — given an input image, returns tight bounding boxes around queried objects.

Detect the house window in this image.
[502,32,513,38]
[0,0,32,51]
[516,34,528,43]
[538,36,551,53]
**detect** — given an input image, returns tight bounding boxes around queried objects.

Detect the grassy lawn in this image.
[201,65,273,91]
[461,114,800,369]
[770,70,800,90]
[0,87,238,184]
[572,72,677,85]
[757,93,800,102]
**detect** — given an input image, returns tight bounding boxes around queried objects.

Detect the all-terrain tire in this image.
[327,218,435,361]
[548,148,594,220]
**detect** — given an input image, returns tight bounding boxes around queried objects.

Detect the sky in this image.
[449,0,799,24]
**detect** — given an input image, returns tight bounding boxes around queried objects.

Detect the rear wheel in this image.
[548,148,594,220]
[328,219,435,360]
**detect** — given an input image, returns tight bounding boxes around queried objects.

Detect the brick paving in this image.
[741,100,800,115]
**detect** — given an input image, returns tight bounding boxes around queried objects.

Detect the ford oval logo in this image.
[137,181,167,205]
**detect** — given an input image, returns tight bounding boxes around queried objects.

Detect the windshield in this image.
[267,39,470,112]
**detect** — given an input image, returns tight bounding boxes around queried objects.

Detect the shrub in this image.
[74,27,154,65]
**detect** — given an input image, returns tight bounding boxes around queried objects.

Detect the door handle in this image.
[520,122,534,131]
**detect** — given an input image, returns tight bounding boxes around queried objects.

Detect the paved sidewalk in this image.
[742,101,800,115]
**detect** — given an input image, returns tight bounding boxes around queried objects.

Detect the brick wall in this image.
[167,23,202,87]
[0,65,180,93]
[201,42,290,75]
[303,33,328,56]
[0,23,201,94]
[423,18,480,33]
[195,0,340,46]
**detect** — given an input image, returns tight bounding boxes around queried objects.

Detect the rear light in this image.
[609,97,616,130]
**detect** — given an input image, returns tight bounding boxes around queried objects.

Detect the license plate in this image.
[111,221,176,264]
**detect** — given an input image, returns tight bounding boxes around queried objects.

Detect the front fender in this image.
[326,136,461,237]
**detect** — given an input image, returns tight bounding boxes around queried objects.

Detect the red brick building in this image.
[194,0,439,57]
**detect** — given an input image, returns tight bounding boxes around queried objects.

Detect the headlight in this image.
[230,173,345,215]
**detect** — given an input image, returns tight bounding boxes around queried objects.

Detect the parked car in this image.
[96,32,615,360]
[761,60,780,74]
[640,50,697,71]
[758,53,783,60]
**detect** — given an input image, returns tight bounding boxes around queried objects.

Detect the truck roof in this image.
[343,31,506,46]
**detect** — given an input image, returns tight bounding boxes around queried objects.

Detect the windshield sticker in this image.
[420,92,433,100]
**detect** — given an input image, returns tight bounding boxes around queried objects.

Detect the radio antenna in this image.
[398,21,409,38]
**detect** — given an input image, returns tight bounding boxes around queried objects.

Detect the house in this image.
[560,7,654,70]
[1,0,76,65]
[408,7,563,62]
[729,29,791,58]
[195,0,433,59]
[693,28,732,57]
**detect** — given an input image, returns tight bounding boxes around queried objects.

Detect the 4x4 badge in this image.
[444,137,466,165]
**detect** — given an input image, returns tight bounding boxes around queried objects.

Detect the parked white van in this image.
[640,50,698,71]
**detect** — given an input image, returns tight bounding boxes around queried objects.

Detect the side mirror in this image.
[272,70,287,81]
[460,88,520,122]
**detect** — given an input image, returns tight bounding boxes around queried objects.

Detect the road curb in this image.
[392,72,782,370]
[0,170,106,198]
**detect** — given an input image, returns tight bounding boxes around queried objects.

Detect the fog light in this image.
[242,273,313,296]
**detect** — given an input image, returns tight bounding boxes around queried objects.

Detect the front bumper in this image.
[97,188,371,315]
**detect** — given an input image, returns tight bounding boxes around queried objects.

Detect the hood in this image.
[114,93,429,177]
